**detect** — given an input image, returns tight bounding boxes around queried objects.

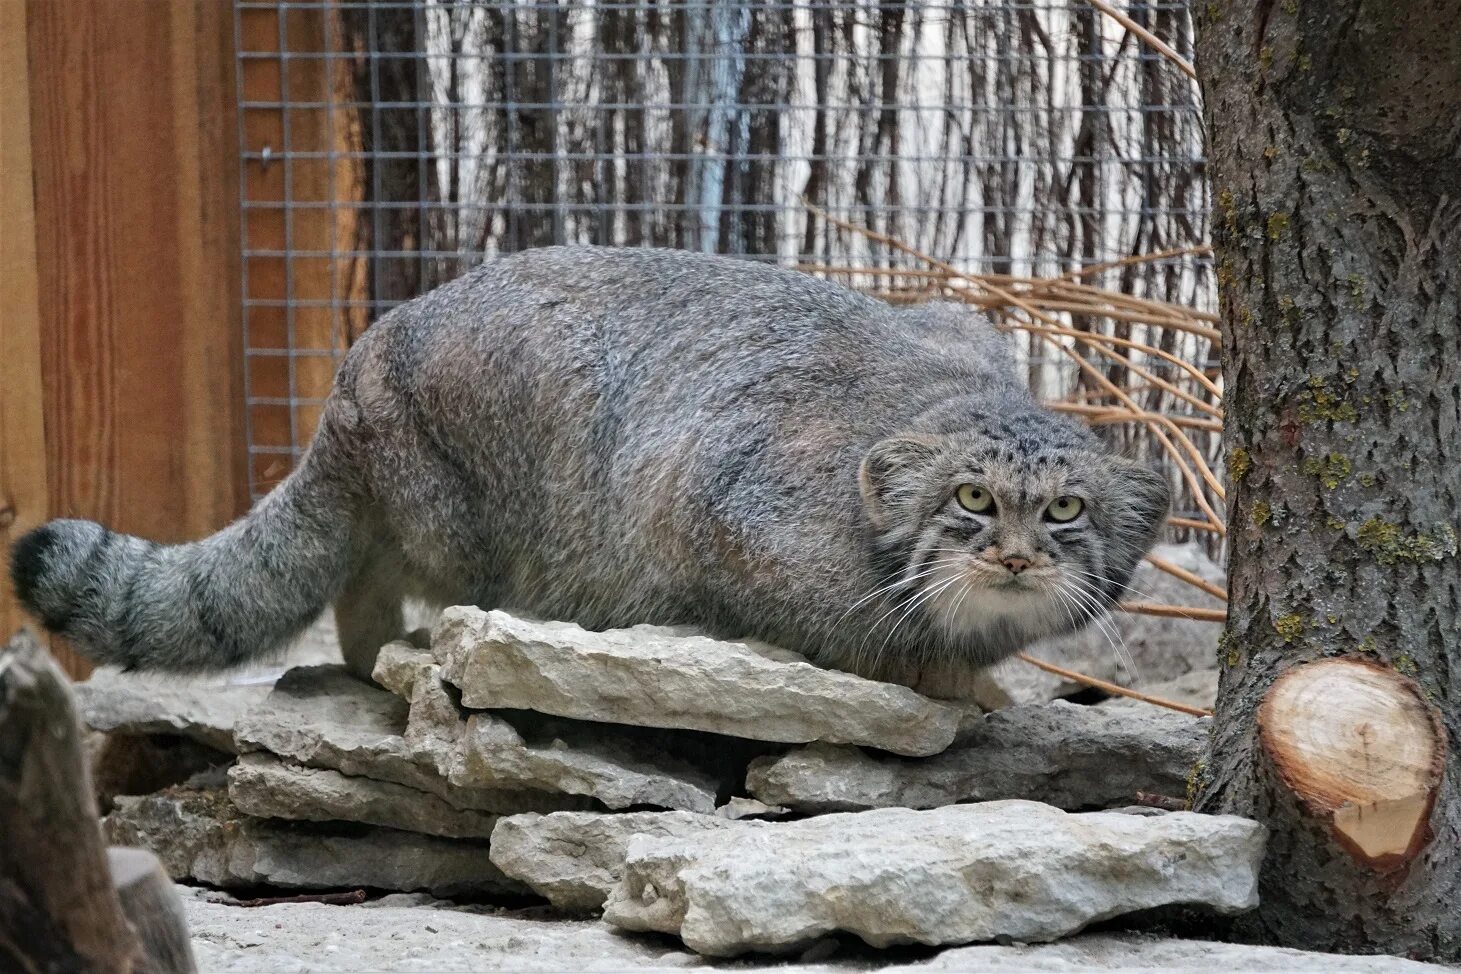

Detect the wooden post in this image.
[11,0,248,678]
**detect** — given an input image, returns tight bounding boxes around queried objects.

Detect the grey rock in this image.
[459,712,723,813]
[434,606,962,757]
[747,701,1205,813]
[489,811,736,912]
[410,660,731,813]
[371,640,437,699]
[234,665,578,815]
[239,662,728,816]
[104,789,523,898]
[227,752,499,839]
[970,543,1224,708]
[74,668,271,752]
[602,801,1263,957]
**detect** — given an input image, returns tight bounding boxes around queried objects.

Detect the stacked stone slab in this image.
[81,584,1250,958]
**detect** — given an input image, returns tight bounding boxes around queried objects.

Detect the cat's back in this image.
[332,245,1026,620]
[403,245,887,354]
[375,245,1016,419]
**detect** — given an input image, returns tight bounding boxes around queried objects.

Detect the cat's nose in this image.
[1002,555,1031,574]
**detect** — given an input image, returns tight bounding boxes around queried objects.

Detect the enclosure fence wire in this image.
[233,0,1214,546]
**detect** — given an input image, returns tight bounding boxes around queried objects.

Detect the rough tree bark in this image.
[1195,0,1461,961]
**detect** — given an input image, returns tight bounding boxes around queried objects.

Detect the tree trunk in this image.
[1195,0,1461,960]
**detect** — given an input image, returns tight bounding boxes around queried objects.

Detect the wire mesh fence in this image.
[234,0,1216,546]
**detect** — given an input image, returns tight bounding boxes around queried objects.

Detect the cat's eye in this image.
[955,484,995,515]
[1045,496,1085,523]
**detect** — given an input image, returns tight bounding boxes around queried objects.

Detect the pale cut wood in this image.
[1259,657,1445,873]
[0,630,144,972]
[108,847,197,974]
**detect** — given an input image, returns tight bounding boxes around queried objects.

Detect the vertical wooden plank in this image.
[0,1,51,650]
[25,0,246,677]
[174,0,250,532]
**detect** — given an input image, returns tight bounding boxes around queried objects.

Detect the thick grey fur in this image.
[10,247,1169,691]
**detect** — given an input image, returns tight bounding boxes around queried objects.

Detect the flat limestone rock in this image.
[233,665,578,815]
[746,701,1205,813]
[973,543,1225,708]
[372,640,437,699]
[489,811,737,912]
[601,801,1264,957]
[247,662,728,815]
[104,789,523,898]
[408,661,728,814]
[434,606,962,757]
[227,752,499,839]
[74,668,272,753]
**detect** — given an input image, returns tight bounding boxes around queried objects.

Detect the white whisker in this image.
[1059,575,1141,684]
[873,572,964,674]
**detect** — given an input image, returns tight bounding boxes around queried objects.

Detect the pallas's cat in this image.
[12,247,1169,696]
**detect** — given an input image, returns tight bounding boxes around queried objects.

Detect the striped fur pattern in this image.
[10,247,1169,692]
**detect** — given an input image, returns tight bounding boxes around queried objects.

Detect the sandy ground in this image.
[180,888,1448,974]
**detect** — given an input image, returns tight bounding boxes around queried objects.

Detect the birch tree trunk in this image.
[1195,1,1461,960]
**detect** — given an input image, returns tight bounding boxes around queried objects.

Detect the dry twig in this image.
[235,889,368,909]
[1083,0,1197,80]
[1017,652,1215,717]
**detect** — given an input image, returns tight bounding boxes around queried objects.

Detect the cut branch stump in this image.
[0,629,196,973]
[1259,657,1445,875]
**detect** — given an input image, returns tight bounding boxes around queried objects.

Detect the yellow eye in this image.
[955,484,995,514]
[1045,496,1085,523]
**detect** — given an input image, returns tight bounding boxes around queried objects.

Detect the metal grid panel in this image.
[235,0,1210,498]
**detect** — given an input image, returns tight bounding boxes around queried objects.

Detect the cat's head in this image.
[857,408,1170,664]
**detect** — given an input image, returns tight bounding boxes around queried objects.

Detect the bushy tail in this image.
[8,448,358,672]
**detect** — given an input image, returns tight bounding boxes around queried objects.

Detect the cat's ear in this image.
[859,434,942,529]
[1105,457,1172,537]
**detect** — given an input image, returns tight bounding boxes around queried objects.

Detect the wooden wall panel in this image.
[16,0,247,677]
[0,1,50,649]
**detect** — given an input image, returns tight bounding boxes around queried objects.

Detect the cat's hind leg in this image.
[334,535,409,682]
